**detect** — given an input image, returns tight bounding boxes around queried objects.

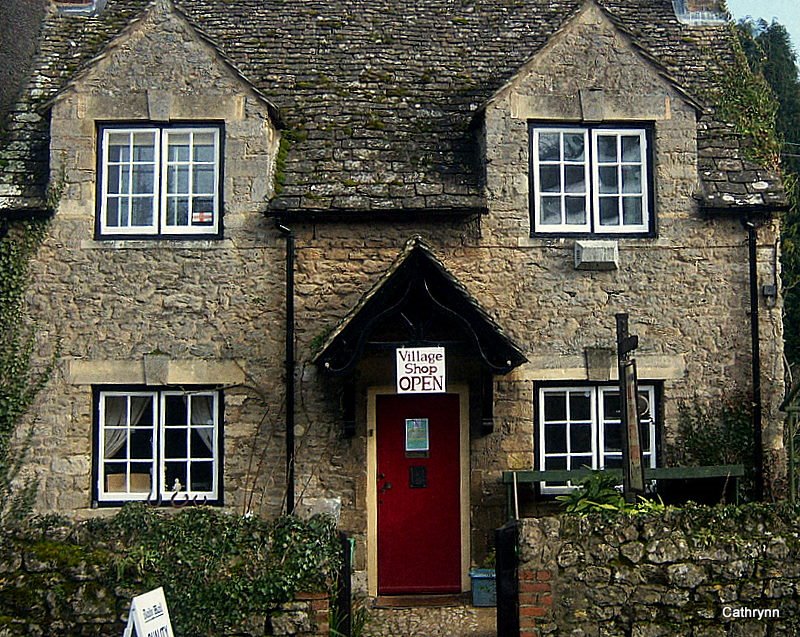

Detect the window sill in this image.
[81,238,234,250]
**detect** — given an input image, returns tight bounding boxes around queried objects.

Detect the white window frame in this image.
[537,384,657,494]
[96,388,221,504]
[531,128,591,233]
[531,125,651,235]
[98,125,221,238]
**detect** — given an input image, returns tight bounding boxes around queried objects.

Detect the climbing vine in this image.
[0,218,49,525]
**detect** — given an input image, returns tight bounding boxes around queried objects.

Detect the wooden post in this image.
[616,314,645,503]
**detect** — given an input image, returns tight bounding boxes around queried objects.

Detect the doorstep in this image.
[364,595,496,637]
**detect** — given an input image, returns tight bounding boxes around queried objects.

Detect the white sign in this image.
[123,587,174,637]
[396,347,446,394]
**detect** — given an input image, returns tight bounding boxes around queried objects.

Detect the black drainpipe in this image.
[745,219,764,500]
[277,221,296,514]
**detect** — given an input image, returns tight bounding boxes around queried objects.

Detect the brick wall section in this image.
[517,511,800,636]
[518,568,553,636]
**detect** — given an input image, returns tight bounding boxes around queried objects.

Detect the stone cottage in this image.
[0,0,789,601]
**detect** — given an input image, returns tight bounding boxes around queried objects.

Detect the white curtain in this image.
[103,394,151,458]
[190,394,215,453]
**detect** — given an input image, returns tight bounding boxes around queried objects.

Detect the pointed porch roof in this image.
[313,237,527,376]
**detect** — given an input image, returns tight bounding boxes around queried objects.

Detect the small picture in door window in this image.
[405,418,429,452]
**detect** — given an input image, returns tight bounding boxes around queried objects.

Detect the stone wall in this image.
[517,506,800,636]
[0,534,329,637]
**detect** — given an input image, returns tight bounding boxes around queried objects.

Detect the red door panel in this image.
[376,393,461,594]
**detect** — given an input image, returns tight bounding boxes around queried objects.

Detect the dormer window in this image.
[97,124,223,239]
[54,0,107,16]
[529,124,654,236]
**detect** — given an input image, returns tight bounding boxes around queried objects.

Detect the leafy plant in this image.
[0,219,50,526]
[677,396,756,499]
[556,471,625,513]
[330,596,371,637]
[87,504,343,636]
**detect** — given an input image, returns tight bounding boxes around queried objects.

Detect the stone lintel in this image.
[509,93,671,121]
[509,354,686,382]
[66,358,246,385]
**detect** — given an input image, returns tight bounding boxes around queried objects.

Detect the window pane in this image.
[192,200,215,226]
[565,197,586,225]
[193,166,215,194]
[539,197,562,225]
[132,132,155,160]
[191,429,214,458]
[538,133,560,161]
[544,423,566,453]
[131,197,154,227]
[105,198,120,227]
[597,135,617,162]
[107,166,122,194]
[563,134,585,161]
[604,421,622,452]
[190,395,215,426]
[104,433,127,459]
[564,166,585,193]
[164,395,188,426]
[168,165,190,194]
[165,462,188,493]
[131,396,154,426]
[598,166,618,194]
[168,134,191,162]
[190,461,213,492]
[164,428,188,458]
[621,135,641,162]
[544,456,567,471]
[129,429,153,459]
[570,423,592,453]
[603,455,623,469]
[622,166,642,194]
[132,165,154,194]
[603,392,621,420]
[193,134,216,162]
[569,392,591,421]
[539,165,561,192]
[599,197,619,225]
[543,392,567,422]
[166,198,190,227]
[623,198,643,226]
[107,134,130,162]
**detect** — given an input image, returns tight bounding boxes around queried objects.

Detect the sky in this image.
[725,0,800,55]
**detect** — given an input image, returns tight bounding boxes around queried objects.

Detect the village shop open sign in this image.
[396,347,446,394]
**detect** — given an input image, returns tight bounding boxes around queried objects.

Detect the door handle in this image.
[380,482,392,494]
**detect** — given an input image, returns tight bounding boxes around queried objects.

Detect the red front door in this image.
[376,393,462,594]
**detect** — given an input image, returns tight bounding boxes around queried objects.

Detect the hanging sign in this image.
[123,587,174,637]
[396,346,446,394]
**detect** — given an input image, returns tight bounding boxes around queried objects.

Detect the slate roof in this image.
[0,0,788,218]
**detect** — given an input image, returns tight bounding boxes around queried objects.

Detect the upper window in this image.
[94,388,222,505]
[530,125,652,236]
[536,384,657,494]
[97,125,222,238]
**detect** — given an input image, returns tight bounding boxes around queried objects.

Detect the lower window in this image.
[94,388,222,505]
[536,384,657,494]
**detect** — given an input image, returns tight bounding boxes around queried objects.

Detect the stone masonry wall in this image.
[517,507,800,636]
[0,531,329,636]
[18,0,786,600]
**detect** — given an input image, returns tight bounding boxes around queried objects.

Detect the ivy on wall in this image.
[0,219,49,525]
[1,505,342,636]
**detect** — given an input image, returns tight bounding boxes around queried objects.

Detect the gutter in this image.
[277,221,296,515]
[745,219,764,500]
